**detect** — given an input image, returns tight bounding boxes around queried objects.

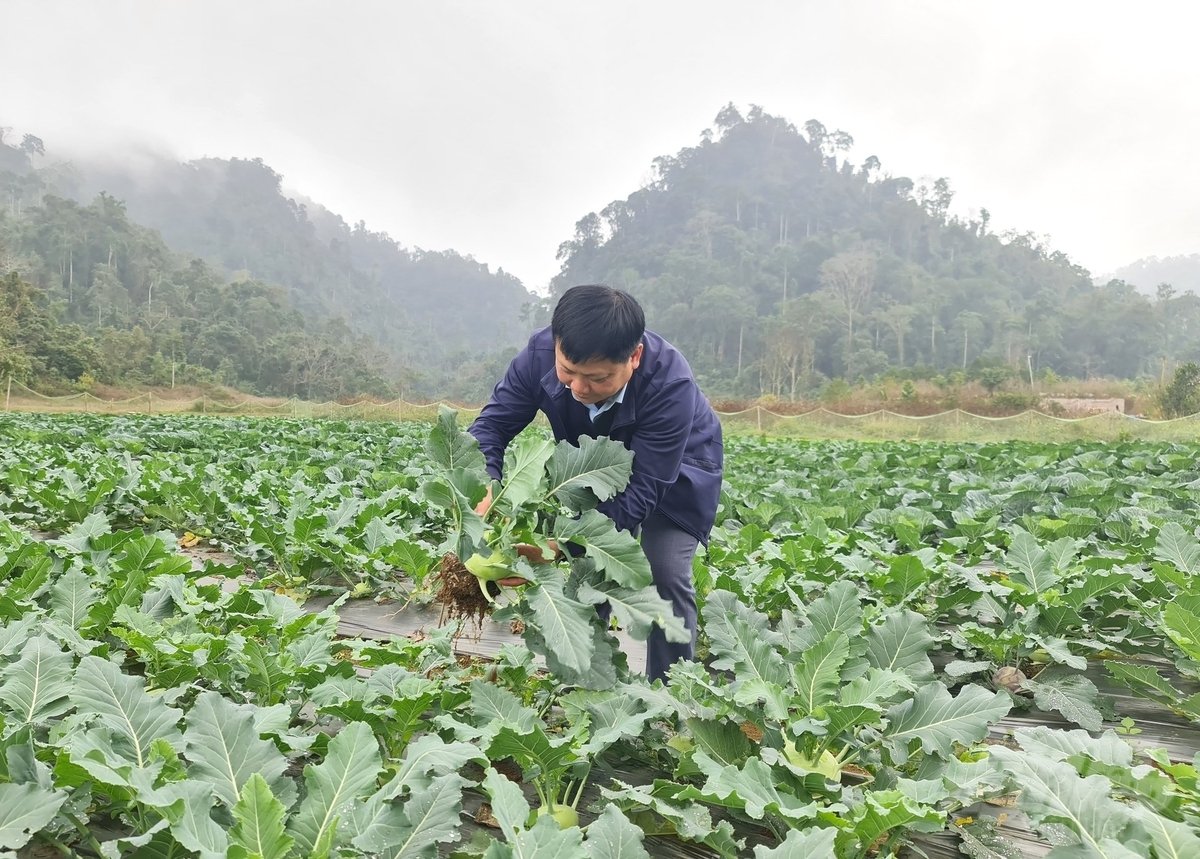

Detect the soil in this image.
[435,553,498,632]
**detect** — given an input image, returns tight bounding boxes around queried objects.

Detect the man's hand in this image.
[475,485,493,517]
[497,541,560,587]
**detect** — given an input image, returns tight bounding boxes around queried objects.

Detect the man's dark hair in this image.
[552,284,645,363]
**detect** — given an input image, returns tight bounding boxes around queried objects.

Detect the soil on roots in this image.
[435,553,498,634]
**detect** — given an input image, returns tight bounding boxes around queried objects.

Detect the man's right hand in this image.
[475,485,493,517]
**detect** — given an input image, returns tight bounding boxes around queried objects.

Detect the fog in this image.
[3,0,1199,291]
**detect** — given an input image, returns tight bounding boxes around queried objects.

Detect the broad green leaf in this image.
[791,630,850,717]
[874,555,930,601]
[683,719,752,768]
[555,509,651,588]
[385,734,487,797]
[546,436,633,509]
[702,591,788,691]
[525,575,595,675]
[150,780,229,859]
[989,747,1138,855]
[0,635,73,724]
[585,806,650,859]
[1005,529,1058,593]
[183,691,291,808]
[0,783,67,850]
[425,408,485,472]
[289,721,382,857]
[847,789,943,852]
[468,680,539,735]
[1023,673,1104,732]
[493,436,555,511]
[692,751,817,823]
[508,816,586,857]
[482,766,530,842]
[1013,725,1131,767]
[71,655,183,768]
[1154,522,1200,575]
[560,690,665,756]
[488,725,576,788]
[793,580,862,650]
[866,610,935,682]
[752,826,836,858]
[576,580,690,643]
[885,683,1009,760]
[1131,804,1200,859]
[1163,594,1200,663]
[230,774,294,859]
[352,773,467,858]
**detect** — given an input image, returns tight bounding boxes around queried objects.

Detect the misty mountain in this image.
[553,104,1200,393]
[64,154,536,368]
[1106,254,1200,297]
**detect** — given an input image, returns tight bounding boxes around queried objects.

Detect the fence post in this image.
[4,376,9,411]
[147,392,153,415]
[756,405,763,433]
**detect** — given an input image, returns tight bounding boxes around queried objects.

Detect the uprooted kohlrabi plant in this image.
[422,409,689,689]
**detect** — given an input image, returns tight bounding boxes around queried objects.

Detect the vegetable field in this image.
[0,411,1198,858]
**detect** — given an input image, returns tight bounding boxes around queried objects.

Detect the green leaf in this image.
[866,610,935,682]
[488,725,576,789]
[1154,522,1200,575]
[386,734,487,797]
[352,773,467,858]
[576,580,690,644]
[847,789,944,852]
[71,655,183,768]
[153,781,229,859]
[988,747,1138,854]
[1130,804,1200,859]
[468,680,539,735]
[1005,529,1058,593]
[230,774,294,859]
[1013,725,1131,767]
[525,575,595,675]
[0,635,73,724]
[0,783,67,850]
[885,683,1010,760]
[482,766,530,842]
[585,806,650,859]
[560,690,666,756]
[702,591,789,701]
[752,827,836,858]
[508,816,586,857]
[1023,673,1104,732]
[493,436,555,512]
[289,721,382,857]
[692,751,817,823]
[1163,594,1200,663]
[792,580,862,650]
[555,509,652,588]
[546,436,633,509]
[791,631,850,717]
[183,691,292,809]
[425,407,485,472]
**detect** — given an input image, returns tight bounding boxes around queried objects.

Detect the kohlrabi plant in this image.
[423,409,689,689]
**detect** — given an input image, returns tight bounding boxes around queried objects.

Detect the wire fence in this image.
[3,376,1197,442]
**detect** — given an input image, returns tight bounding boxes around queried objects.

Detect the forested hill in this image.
[0,135,535,400]
[554,105,1200,396]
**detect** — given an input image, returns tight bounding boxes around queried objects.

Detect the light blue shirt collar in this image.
[583,383,627,422]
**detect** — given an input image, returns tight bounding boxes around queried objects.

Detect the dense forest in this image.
[553,105,1200,398]
[3,106,1199,403]
[0,131,533,400]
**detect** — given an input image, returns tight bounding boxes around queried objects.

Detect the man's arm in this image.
[596,379,696,533]
[468,349,540,480]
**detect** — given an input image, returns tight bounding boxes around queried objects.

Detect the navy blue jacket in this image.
[468,327,723,543]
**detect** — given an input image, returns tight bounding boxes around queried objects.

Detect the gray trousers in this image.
[638,511,700,682]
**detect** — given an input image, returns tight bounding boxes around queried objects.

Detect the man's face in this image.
[554,340,643,405]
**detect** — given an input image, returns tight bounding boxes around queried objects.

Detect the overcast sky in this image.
[3,1,1198,292]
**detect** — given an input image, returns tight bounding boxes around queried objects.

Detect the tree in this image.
[1159,362,1200,418]
[819,248,877,376]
